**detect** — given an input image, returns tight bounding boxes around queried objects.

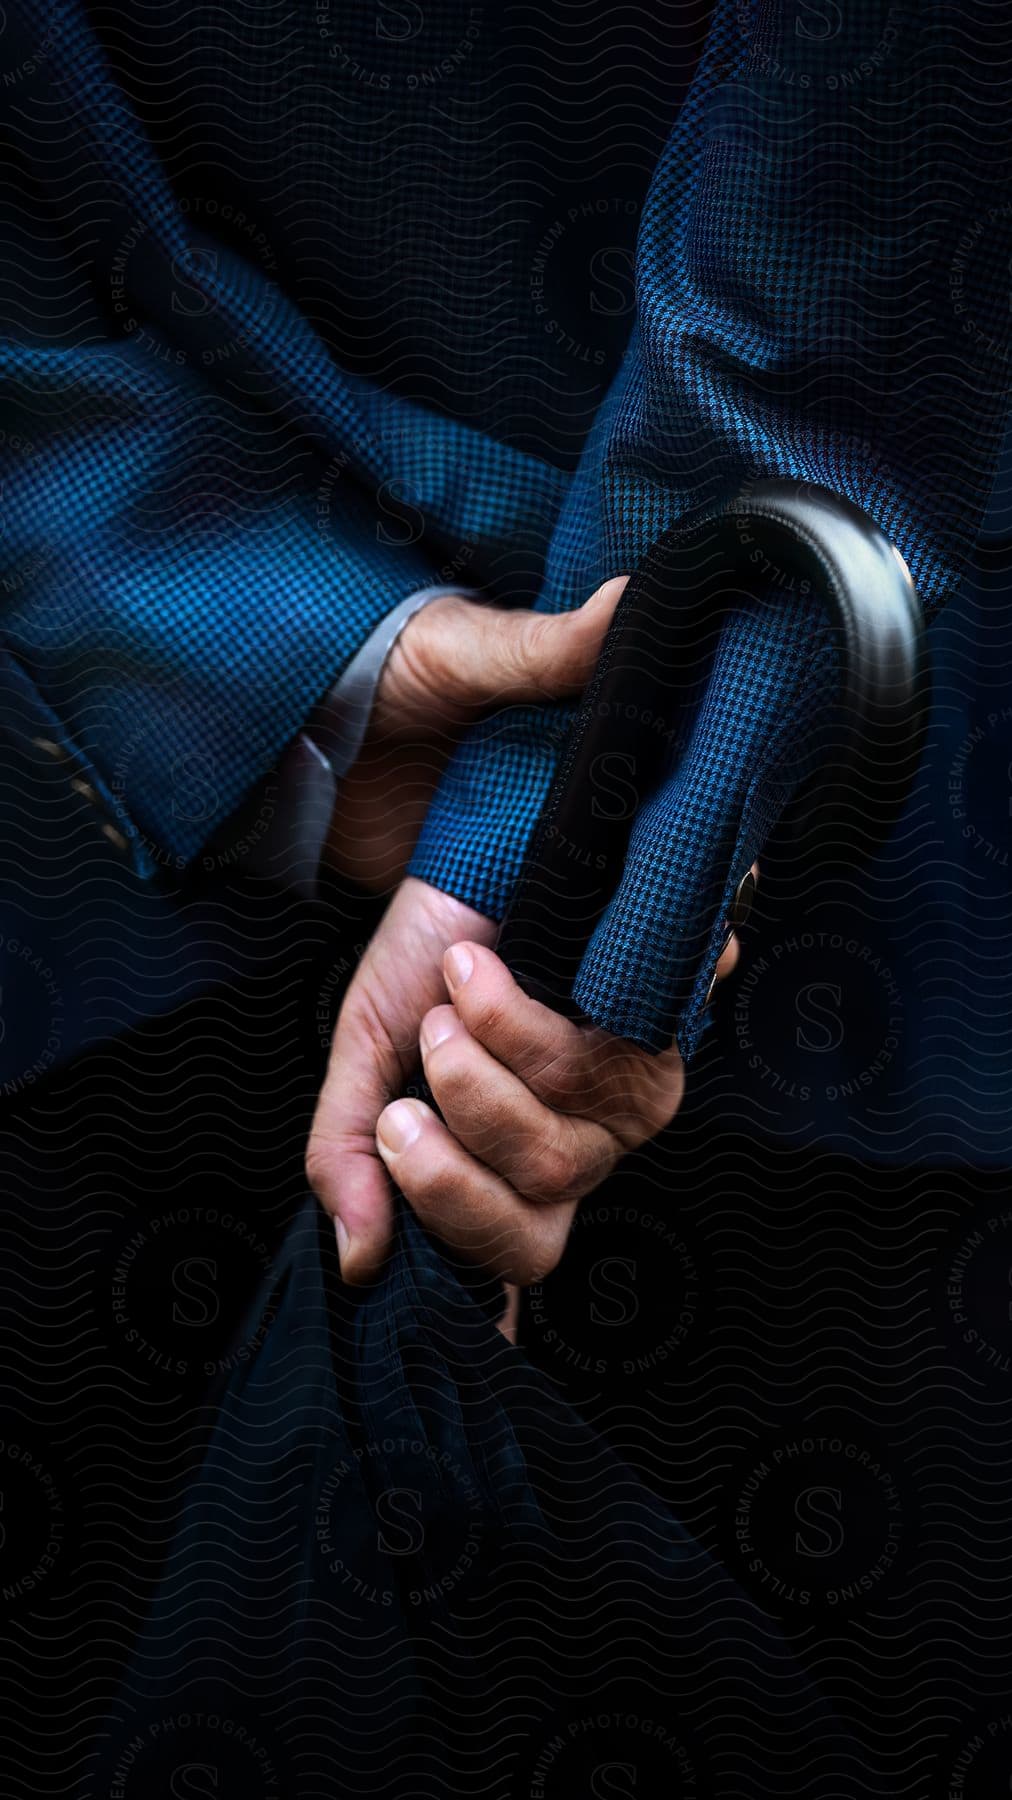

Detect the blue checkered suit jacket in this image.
[2,0,1011,1089]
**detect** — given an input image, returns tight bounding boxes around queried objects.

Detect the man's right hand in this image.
[325,579,629,893]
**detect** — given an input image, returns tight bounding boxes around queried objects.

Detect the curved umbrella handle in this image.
[495,480,928,1022]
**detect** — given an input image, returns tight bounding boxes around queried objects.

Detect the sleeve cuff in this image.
[238,586,478,898]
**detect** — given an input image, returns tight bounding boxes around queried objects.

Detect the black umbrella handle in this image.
[495,480,927,1022]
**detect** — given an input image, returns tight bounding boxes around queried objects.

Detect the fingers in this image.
[441,941,685,1150]
[375,854,756,1285]
[306,880,501,1285]
[312,737,757,1302]
[305,993,400,1286]
[377,576,629,737]
[374,1097,574,1287]
[419,1002,617,1202]
[435,862,757,1154]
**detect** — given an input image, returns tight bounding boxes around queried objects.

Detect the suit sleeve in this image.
[0,0,561,878]
[409,0,1012,1052]
[0,350,466,877]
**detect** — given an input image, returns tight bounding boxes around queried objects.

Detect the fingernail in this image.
[335,1216,351,1262]
[420,1012,455,1053]
[581,574,627,614]
[376,1099,423,1155]
[445,944,473,990]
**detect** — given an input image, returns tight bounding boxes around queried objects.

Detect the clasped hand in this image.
[306,582,742,1292]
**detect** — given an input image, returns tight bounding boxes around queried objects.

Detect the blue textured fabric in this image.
[4,9,1011,1791]
[408,1,1012,1052]
[0,0,570,870]
[2,0,1011,1064]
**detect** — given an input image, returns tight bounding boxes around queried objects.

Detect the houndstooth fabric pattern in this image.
[2,0,1011,1056]
[410,0,1012,1050]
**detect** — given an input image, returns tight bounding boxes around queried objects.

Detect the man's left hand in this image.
[307,874,740,1289]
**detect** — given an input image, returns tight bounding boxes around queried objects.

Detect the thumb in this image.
[381,575,629,736]
[468,573,629,710]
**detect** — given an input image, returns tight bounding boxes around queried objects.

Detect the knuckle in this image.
[523,1127,586,1206]
[515,611,552,681]
[590,1042,684,1150]
[424,1038,470,1108]
[538,1148,581,1206]
[405,1152,464,1209]
[459,975,511,1046]
[526,1046,583,1110]
[402,1153,454,1211]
